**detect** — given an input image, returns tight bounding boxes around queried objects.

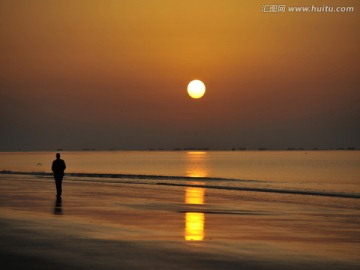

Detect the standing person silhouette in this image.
[52,153,66,198]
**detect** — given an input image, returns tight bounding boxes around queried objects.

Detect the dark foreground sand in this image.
[0,174,359,269]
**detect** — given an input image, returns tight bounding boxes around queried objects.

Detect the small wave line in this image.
[158,183,360,199]
[0,170,254,182]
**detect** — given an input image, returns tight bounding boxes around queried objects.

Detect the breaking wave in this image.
[1,170,359,199]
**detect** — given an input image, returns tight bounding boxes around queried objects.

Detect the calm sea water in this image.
[1,151,359,196]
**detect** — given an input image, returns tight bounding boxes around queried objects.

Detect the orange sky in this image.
[0,0,359,150]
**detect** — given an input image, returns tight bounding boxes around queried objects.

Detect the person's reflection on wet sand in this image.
[54,197,63,215]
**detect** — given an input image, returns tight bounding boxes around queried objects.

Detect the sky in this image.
[0,0,359,151]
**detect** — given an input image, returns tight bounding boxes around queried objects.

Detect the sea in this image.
[0,150,359,199]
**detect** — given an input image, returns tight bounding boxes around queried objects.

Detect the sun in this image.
[187,80,206,99]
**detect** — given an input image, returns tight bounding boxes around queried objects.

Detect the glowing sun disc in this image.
[187,80,206,99]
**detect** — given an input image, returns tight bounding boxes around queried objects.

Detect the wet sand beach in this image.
[1,174,359,269]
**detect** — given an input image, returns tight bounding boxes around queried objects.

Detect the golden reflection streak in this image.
[185,185,205,205]
[184,186,205,241]
[184,151,207,241]
[186,151,208,178]
[185,212,205,241]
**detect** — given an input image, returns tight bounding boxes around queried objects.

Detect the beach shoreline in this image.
[1,175,359,269]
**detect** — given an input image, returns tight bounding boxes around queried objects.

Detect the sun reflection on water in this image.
[185,185,205,205]
[184,151,207,241]
[185,212,205,241]
[186,151,208,178]
[185,185,205,241]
